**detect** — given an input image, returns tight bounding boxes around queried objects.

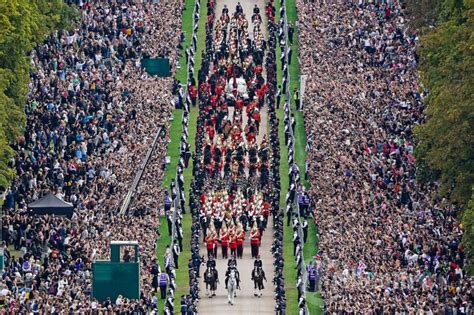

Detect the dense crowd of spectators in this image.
[297,0,472,313]
[1,0,185,312]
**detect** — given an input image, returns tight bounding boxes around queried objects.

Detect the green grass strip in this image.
[303,222,324,313]
[285,0,324,312]
[172,0,208,307]
[155,0,205,311]
[274,0,324,313]
[156,221,170,311]
[285,0,307,189]
[274,0,299,313]
[175,0,196,84]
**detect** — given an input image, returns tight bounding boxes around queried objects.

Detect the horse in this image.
[252,266,266,297]
[227,269,237,305]
[204,267,218,297]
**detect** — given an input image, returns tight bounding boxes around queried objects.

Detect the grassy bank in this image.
[286,0,324,312]
[156,0,204,311]
[172,0,208,308]
[274,0,298,313]
[175,0,196,84]
[275,0,324,313]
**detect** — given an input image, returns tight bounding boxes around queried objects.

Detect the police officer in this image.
[192,252,203,278]
[159,269,169,300]
[164,189,173,236]
[276,85,282,109]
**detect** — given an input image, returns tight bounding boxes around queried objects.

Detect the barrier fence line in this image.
[280,0,310,312]
[119,125,166,215]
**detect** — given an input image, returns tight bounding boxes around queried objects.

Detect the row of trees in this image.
[0,0,77,188]
[407,0,473,273]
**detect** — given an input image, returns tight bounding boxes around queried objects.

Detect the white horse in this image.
[227,269,237,305]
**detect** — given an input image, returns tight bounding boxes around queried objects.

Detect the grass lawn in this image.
[276,107,299,315]
[155,0,205,311]
[286,0,324,312]
[171,0,208,308]
[303,221,324,313]
[175,0,196,84]
[274,1,299,314]
[275,0,324,313]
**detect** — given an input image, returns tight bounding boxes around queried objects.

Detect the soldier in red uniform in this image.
[236,224,245,258]
[220,225,230,259]
[229,229,237,258]
[206,233,215,258]
[188,83,197,107]
[250,225,261,258]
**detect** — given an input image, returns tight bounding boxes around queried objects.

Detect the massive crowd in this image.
[1,0,184,312]
[297,0,472,313]
[2,0,469,313]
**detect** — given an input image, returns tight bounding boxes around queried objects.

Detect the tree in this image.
[414,0,474,206]
[405,0,442,28]
[0,0,78,190]
[462,187,474,274]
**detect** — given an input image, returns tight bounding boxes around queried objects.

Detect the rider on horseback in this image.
[225,264,241,290]
[253,254,263,268]
[227,254,237,268]
[206,254,216,270]
[251,256,267,294]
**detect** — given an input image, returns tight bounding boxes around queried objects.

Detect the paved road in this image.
[198,0,275,314]
[198,218,275,314]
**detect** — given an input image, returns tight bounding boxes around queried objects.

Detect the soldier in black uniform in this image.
[227,254,237,268]
[253,255,263,268]
[206,254,216,269]
[236,2,243,15]
[225,265,241,290]
[180,295,187,315]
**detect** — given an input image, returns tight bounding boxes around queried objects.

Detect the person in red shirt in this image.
[210,94,218,108]
[246,131,256,144]
[252,109,261,131]
[206,233,215,258]
[235,98,244,110]
[215,84,223,97]
[229,229,237,258]
[220,225,230,259]
[188,84,197,107]
[250,225,261,258]
[236,224,245,258]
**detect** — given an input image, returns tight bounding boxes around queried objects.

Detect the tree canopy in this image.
[0,0,78,188]
[413,0,473,206]
[411,0,474,272]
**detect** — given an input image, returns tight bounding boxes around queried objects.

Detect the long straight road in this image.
[197,0,275,314]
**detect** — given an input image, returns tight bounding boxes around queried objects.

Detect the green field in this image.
[275,0,324,313]
[156,0,204,311]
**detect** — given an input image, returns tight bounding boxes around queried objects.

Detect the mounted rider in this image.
[251,256,267,289]
[253,254,263,268]
[225,264,240,290]
[227,254,237,268]
[206,254,216,270]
